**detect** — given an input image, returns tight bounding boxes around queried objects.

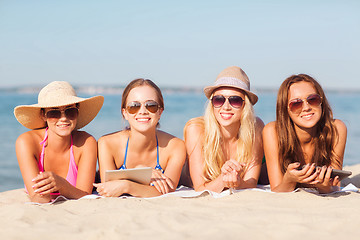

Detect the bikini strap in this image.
[39,127,48,145]
[154,135,163,173]
[121,136,162,172]
[38,127,49,172]
[70,133,74,154]
[120,137,129,170]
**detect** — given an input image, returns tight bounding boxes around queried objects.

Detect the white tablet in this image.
[104,167,152,185]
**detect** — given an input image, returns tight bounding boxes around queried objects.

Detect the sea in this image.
[1,89,359,192]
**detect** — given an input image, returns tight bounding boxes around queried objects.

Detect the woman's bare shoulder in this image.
[16,129,44,145]
[98,130,127,144]
[156,131,186,161]
[72,130,97,147]
[264,121,276,129]
[333,119,347,143]
[263,121,277,136]
[15,129,45,158]
[157,130,184,147]
[185,117,204,128]
[184,117,204,136]
[334,119,347,132]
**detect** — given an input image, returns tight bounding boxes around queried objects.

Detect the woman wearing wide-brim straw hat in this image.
[14,81,104,203]
[183,66,264,192]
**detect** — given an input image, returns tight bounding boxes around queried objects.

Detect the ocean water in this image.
[1,91,359,192]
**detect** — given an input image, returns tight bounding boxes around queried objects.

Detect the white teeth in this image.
[220,113,233,119]
[301,113,313,119]
[137,118,150,122]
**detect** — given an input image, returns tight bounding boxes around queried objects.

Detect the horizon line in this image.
[1,85,360,94]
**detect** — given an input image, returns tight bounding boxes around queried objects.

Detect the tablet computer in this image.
[105,167,152,185]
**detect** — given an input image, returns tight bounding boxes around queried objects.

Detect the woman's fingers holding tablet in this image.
[151,178,168,194]
[151,170,170,194]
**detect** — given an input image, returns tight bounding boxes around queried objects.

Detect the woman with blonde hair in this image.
[14,81,104,203]
[263,74,347,193]
[184,66,264,192]
[94,78,186,197]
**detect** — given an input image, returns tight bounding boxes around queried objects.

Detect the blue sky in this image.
[0,0,359,90]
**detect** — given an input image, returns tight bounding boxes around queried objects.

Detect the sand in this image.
[1,165,360,240]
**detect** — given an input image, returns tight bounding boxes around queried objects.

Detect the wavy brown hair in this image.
[121,78,164,115]
[276,74,339,173]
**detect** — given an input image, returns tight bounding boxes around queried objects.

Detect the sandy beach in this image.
[1,165,360,240]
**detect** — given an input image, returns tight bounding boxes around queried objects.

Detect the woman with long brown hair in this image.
[94,78,186,197]
[263,74,347,193]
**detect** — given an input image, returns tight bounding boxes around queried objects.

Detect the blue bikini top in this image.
[119,136,164,173]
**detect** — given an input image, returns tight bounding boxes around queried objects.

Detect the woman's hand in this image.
[221,159,245,175]
[313,166,340,193]
[283,162,320,185]
[31,171,68,195]
[222,171,242,189]
[150,169,174,194]
[93,180,129,197]
[221,160,246,189]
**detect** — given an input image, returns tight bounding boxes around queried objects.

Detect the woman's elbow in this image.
[29,193,51,203]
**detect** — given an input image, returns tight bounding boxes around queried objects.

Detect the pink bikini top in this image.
[38,128,78,187]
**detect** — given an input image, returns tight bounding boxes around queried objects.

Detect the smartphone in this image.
[298,165,352,181]
[330,169,352,181]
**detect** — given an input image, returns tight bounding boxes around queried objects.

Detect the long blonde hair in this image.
[201,94,256,182]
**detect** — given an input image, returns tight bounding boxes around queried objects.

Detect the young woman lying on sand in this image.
[263,74,347,193]
[183,66,264,192]
[94,79,186,197]
[14,81,104,203]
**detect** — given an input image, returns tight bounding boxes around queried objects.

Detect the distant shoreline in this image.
[1,85,360,95]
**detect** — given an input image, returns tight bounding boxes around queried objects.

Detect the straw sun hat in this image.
[203,66,258,105]
[14,81,104,130]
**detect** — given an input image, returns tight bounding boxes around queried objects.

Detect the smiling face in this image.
[43,104,78,136]
[122,85,163,133]
[287,81,322,131]
[211,87,245,129]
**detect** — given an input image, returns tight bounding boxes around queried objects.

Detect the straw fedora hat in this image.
[203,66,258,105]
[14,81,104,130]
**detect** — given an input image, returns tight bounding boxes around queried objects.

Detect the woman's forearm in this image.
[59,181,90,199]
[270,173,298,192]
[193,175,225,193]
[126,181,163,198]
[236,178,258,189]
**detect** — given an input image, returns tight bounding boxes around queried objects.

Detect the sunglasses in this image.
[288,94,322,114]
[126,100,160,114]
[45,107,79,120]
[211,95,244,109]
